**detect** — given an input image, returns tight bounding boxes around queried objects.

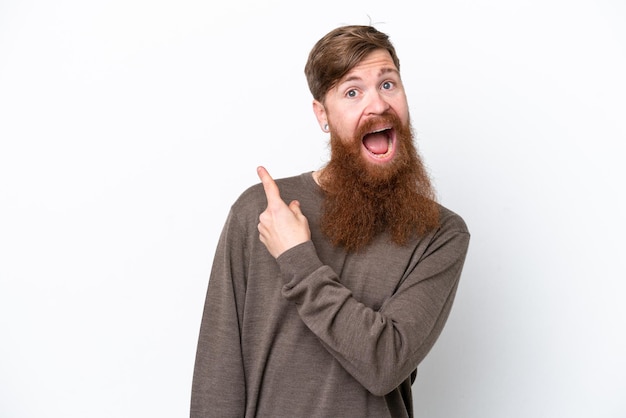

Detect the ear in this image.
[312,100,329,132]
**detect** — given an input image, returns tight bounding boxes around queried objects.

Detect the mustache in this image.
[355,112,402,140]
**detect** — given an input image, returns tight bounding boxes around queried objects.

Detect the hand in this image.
[257,166,311,258]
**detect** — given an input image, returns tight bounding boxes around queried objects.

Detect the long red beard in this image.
[319,113,440,252]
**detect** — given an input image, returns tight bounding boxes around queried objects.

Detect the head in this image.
[305,25,440,252]
[305,25,401,104]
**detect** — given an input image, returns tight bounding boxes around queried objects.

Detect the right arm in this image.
[191,210,247,417]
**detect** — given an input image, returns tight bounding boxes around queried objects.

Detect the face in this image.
[312,50,439,251]
[313,49,410,169]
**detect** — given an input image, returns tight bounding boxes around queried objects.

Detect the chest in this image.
[315,233,424,311]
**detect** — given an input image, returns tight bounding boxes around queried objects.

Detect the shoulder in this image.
[437,204,470,236]
[432,204,471,256]
[414,203,470,262]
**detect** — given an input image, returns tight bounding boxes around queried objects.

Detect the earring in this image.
[323,124,329,132]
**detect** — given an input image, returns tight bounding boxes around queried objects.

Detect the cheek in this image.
[391,97,410,122]
[330,113,360,139]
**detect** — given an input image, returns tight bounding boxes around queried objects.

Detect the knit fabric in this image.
[191,172,470,417]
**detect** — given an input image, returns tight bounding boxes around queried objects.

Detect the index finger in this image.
[257,166,282,205]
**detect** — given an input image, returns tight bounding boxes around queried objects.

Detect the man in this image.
[191,25,470,417]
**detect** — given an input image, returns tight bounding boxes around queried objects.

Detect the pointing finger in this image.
[257,166,282,205]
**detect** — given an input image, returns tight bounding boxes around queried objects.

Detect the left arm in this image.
[276,227,469,396]
[256,167,470,396]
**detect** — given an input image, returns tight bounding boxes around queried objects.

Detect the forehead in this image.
[339,49,399,83]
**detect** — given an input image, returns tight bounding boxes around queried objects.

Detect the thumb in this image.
[288,200,303,216]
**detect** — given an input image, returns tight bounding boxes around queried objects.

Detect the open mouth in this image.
[362,127,395,160]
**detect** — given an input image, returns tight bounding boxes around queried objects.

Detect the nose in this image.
[365,91,390,115]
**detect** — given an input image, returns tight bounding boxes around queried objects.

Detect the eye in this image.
[382,81,394,90]
[346,89,358,98]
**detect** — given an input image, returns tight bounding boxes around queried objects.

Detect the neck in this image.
[312,169,323,186]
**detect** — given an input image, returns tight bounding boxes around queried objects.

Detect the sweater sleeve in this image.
[191,210,247,417]
[277,222,470,396]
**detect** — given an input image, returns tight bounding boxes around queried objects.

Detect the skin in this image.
[257,165,310,258]
[258,49,409,258]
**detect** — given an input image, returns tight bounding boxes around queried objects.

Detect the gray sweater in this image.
[191,172,470,418]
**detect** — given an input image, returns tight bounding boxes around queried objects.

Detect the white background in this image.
[1,0,625,417]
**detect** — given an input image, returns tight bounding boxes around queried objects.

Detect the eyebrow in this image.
[340,67,400,85]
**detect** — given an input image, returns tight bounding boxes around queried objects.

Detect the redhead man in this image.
[191,25,470,418]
